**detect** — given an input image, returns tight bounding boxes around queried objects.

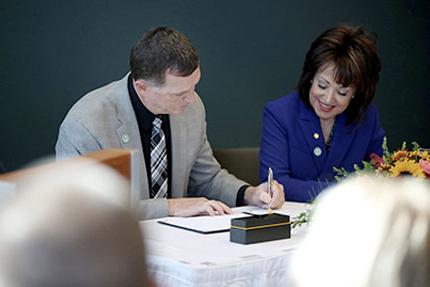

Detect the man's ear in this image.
[134,79,149,94]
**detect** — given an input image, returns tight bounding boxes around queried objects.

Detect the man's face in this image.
[136,67,201,115]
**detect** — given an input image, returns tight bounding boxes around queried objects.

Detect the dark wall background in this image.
[1,0,429,172]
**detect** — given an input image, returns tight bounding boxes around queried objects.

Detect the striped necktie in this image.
[150,117,168,198]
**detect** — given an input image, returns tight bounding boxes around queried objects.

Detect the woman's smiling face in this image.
[309,65,356,122]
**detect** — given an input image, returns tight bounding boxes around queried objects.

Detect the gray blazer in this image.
[55,74,246,219]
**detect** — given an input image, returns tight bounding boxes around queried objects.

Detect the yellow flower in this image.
[408,150,420,159]
[420,150,430,160]
[377,163,392,172]
[389,160,425,178]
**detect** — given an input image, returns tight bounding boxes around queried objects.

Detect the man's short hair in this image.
[130,26,199,86]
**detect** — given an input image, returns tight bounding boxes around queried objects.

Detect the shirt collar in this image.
[128,74,156,131]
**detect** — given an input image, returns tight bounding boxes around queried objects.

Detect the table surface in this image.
[140,202,309,287]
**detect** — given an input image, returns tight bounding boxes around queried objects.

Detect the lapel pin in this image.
[313,147,322,157]
[121,134,130,144]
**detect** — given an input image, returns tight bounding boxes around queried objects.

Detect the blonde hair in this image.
[290,175,430,287]
[0,160,148,287]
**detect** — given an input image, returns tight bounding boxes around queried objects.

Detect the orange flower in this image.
[391,150,408,161]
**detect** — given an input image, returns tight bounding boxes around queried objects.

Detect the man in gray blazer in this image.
[56,27,284,220]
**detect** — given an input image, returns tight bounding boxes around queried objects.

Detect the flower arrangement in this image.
[292,138,430,229]
[334,138,430,181]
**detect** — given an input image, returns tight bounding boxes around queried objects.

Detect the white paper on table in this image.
[241,206,272,216]
[235,202,309,218]
[156,202,309,234]
[157,212,248,234]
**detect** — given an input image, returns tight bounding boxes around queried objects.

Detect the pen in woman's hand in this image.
[268,167,273,214]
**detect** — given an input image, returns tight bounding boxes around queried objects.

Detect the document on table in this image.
[156,203,304,234]
[158,212,249,234]
[241,206,272,216]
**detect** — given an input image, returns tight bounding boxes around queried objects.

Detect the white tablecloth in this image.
[140,202,308,287]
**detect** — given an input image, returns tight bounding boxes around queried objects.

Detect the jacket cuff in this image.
[236,184,250,206]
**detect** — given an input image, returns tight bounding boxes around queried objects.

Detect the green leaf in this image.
[411,141,420,151]
[292,210,310,229]
[382,137,391,162]
[333,166,350,181]
[362,160,375,171]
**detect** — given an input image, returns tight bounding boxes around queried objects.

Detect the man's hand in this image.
[167,197,232,217]
[243,181,285,209]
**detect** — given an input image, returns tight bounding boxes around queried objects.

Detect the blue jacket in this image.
[260,92,385,202]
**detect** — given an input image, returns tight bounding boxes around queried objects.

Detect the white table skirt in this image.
[140,202,308,287]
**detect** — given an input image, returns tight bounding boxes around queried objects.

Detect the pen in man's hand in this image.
[267,167,273,214]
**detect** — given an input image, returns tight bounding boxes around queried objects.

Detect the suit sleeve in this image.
[259,104,330,203]
[186,99,247,207]
[55,119,102,160]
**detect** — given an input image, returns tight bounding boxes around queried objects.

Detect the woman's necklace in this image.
[325,119,336,152]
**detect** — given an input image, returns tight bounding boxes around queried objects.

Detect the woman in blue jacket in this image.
[260,25,385,202]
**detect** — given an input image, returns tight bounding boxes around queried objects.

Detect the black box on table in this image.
[230,213,291,244]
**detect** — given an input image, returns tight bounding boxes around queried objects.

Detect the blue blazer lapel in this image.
[298,103,327,172]
[322,113,357,174]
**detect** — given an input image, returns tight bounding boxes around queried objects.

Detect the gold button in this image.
[313,133,319,139]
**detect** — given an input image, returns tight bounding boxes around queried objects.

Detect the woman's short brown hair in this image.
[297,25,381,124]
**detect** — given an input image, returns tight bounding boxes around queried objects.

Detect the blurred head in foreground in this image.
[0,160,149,287]
[290,175,430,287]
